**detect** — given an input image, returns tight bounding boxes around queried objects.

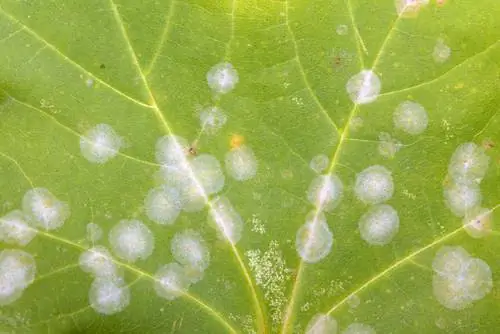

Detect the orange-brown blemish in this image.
[230,134,245,150]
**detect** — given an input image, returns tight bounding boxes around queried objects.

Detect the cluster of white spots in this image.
[296,211,333,263]
[346,70,381,105]
[199,106,227,135]
[336,24,348,36]
[208,196,243,244]
[89,277,130,315]
[79,246,120,279]
[108,220,154,263]
[342,323,376,334]
[307,174,343,212]
[309,154,329,174]
[0,210,37,246]
[80,124,124,164]
[443,181,482,217]
[396,0,429,16]
[305,313,337,334]
[86,223,103,244]
[0,249,36,306]
[153,263,191,300]
[358,204,399,246]
[393,101,428,135]
[225,145,258,181]
[433,38,451,63]
[171,230,210,283]
[447,142,490,184]
[206,62,239,94]
[354,165,394,204]
[378,132,402,159]
[246,241,290,328]
[22,188,70,230]
[462,207,493,239]
[432,246,492,310]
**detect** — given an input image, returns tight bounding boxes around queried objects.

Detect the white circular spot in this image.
[109,220,154,263]
[200,106,227,135]
[463,207,492,239]
[378,132,402,159]
[448,142,490,184]
[347,294,361,309]
[208,196,243,244]
[393,101,428,135]
[346,70,381,105]
[433,38,451,63]
[296,211,333,263]
[191,154,225,195]
[358,204,399,246]
[354,165,394,204]
[342,323,376,334]
[305,313,337,334]
[443,181,482,217]
[0,249,36,306]
[206,62,239,94]
[307,174,343,212]
[171,230,210,283]
[145,186,182,225]
[336,24,349,36]
[89,278,130,315]
[153,263,191,300]
[22,188,70,231]
[309,154,329,174]
[80,124,124,164]
[225,145,258,181]
[79,246,120,279]
[0,210,37,246]
[155,135,189,166]
[86,223,103,244]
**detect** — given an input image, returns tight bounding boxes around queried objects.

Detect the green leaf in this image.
[0,0,499,333]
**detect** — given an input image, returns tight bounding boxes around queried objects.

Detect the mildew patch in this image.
[22,188,70,231]
[171,230,210,283]
[378,132,402,159]
[200,106,227,135]
[347,294,361,309]
[463,207,493,238]
[208,196,243,244]
[86,223,103,244]
[433,38,451,63]
[155,135,189,166]
[206,62,239,94]
[225,145,258,181]
[346,70,381,104]
[432,246,492,310]
[154,263,190,300]
[305,313,337,334]
[307,174,343,212]
[89,277,130,315]
[354,165,394,205]
[0,210,37,246]
[191,154,225,195]
[80,124,124,164]
[358,204,399,246]
[79,246,120,279]
[443,181,482,217]
[448,142,490,184]
[393,101,428,135]
[145,186,182,225]
[310,154,329,174]
[296,211,333,263]
[342,322,376,334]
[336,24,348,36]
[396,0,429,16]
[109,220,154,263]
[0,249,36,306]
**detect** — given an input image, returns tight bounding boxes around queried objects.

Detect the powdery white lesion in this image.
[89,277,130,315]
[0,249,36,306]
[358,204,399,246]
[346,70,381,105]
[0,210,37,246]
[295,211,333,263]
[171,229,210,284]
[354,165,394,205]
[108,220,154,263]
[305,313,338,334]
[393,101,429,135]
[206,62,239,94]
[79,124,124,164]
[306,174,343,212]
[225,145,258,182]
[22,188,70,231]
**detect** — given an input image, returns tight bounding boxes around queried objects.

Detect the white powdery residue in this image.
[208,196,244,244]
[191,154,225,195]
[246,241,291,328]
[155,135,189,166]
[433,38,451,63]
[0,249,36,306]
[200,106,228,135]
[354,165,394,205]
[462,207,493,239]
[22,188,70,231]
[206,62,239,94]
[336,24,348,36]
[393,101,429,135]
[378,132,402,159]
[346,70,381,105]
[79,246,120,279]
[225,145,258,181]
[395,0,430,16]
[358,204,399,246]
[443,181,482,217]
[432,246,492,310]
[153,263,191,301]
[171,229,210,283]
[307,174,343,212]
[341,322,376,334]
[309,154,329,174]
[0,210,37,246]
[108,220,154,263]
[80,124,124,164]
[144,185,182,225]
[448,142,490,184]
[86,223,103,244]
[347,294,361,309]
[305,313,338,334]
[296,211,333,263]
[89,277,130,315]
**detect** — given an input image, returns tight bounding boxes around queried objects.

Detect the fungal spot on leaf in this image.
[309,154,329,174]
[155,135,189,167]
[145,186,182,225]
[22,188,70,231]
[395,0,429,17]
[191,154,225,195]
[86,223,103,244]
[347,294,361,309]
[358,204,399,246]
[346,70,381,105]
[206,62,239,94]
[305,313,338,334]
[153,263,191,300]
[171,230,210,283]
[89,277,130,315]
[0,210,37,246]
[393,101,428,135]
[306,174,343,212]
[199,106,227,135]
[448,142,490,184]
[433,38,451,63]
[225,145,258,181]
[432,246,492,310]
[79,246,120,279]
[0,249,36,306]
[463,207,493,239]
[80,124,124,164]
[341,322,376,334]
[443,181,482,217]
[108,220,154,263]
[296,211,333,263]
[378,132,402,159]
[354,165,394,205]
[336,24,348,36]
[208,196,243,244]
